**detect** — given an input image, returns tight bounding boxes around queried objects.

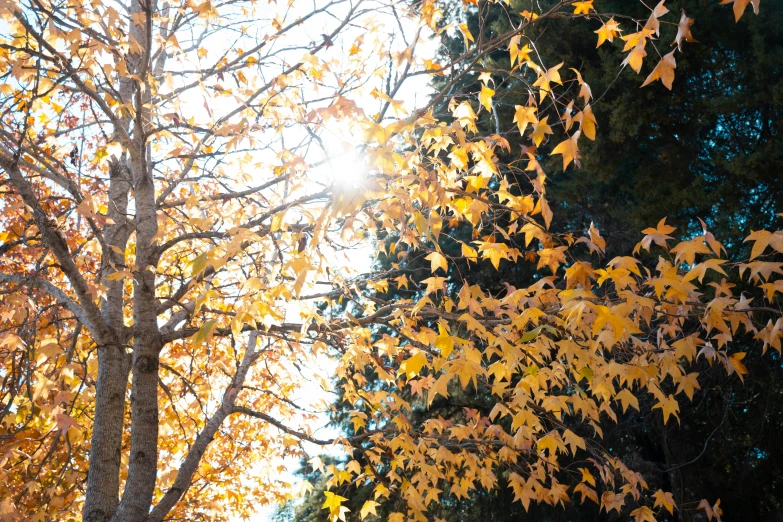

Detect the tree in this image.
[283,1,783,521]
[0,1,779,522]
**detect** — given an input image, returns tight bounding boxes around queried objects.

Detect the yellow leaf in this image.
[683,259,728,283]
[104,271,130,281]
[601,491,626,514]
[744,229,783,260]
[579,104,597,140]
[531,116,553,146]
[563,429,585,455]
[579,467,596,486]
[720,0,761,22]
[426,251,448,273]
[461,242,478,262]
[435,324,455,358]
[595,17,622,47]
[532,62,563,101]
[622,42,647,74]
[189,252,209,276]
[653,490,677,515]
[457,23,474,50]
[55,413,80,433]
[479,84,495,112]
[513,105,538,135]
[452,101,478,133]
[571,0,593,15]
[672,10,698,51]
[413,211,428,234]
[551,130,581,170]
[360,500,379,519]
[536,433,562,455]
[653,394,680,424]
[675,372,701,399]
[322,491,348,511]
[631,506,657,522]
[641,50,677,90]
[399,351,428,379]
[574,483,599,504]
[427,373,452,406]
[614,388,640,413]
[727,351,749,381]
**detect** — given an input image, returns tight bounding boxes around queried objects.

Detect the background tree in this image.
[278,1,783,521]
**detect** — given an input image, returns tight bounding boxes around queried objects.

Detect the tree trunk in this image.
[83,345,130,522]
[83,159,133,522]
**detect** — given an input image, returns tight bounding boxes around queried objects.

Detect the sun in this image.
[315,123,369,191]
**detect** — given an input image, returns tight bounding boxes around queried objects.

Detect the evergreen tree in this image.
[277,1,783,520]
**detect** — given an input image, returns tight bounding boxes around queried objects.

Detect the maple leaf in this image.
[479,84,495,112]
[571,0,593,15]
[744,229,783,259]
[0,500,20,521]
[720,0,761,22]
[675,372,701,399]
[644,0,670,35]
[537,246,568,273]
[576,221,606,254]
[426,251,448,273]
[653,490,677,515]
[531,116,554,146]
[394,274,409,289]
[476,241,509,269]
[532,62,563,101]
[631,506,657,522]
[574,483,599,504]
[579,467,596,486]
[55,413,80,433]
[435,324,455,358]
[508,36,532,68]
[673,10,698,51]
[452,100,479,133]
[623,29,654,51]
[635,218,676,253]
[563,429,586,454]
[642,50,677,90]
[399,351,428,379]
[623,42,648,74]
[698,498,723,521]
[595,17,622,47]
[726,351,749,381]
[740,261,783,282]
[683,259,727,283]
[601,491,626,514]
[671,236,713,265]
[565,261,595,289]
[653,394,680,424]
[551,130,581,170]
[513,105,538,135]
[537,433,564,455]
[614,388,640,413]
[427,373,452,406]
[322,491,349,511]
[457,23,474,50]
[461,242,479,262]
[360,500,379,519]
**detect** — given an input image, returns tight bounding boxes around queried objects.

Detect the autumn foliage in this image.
[0,0,779,520]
